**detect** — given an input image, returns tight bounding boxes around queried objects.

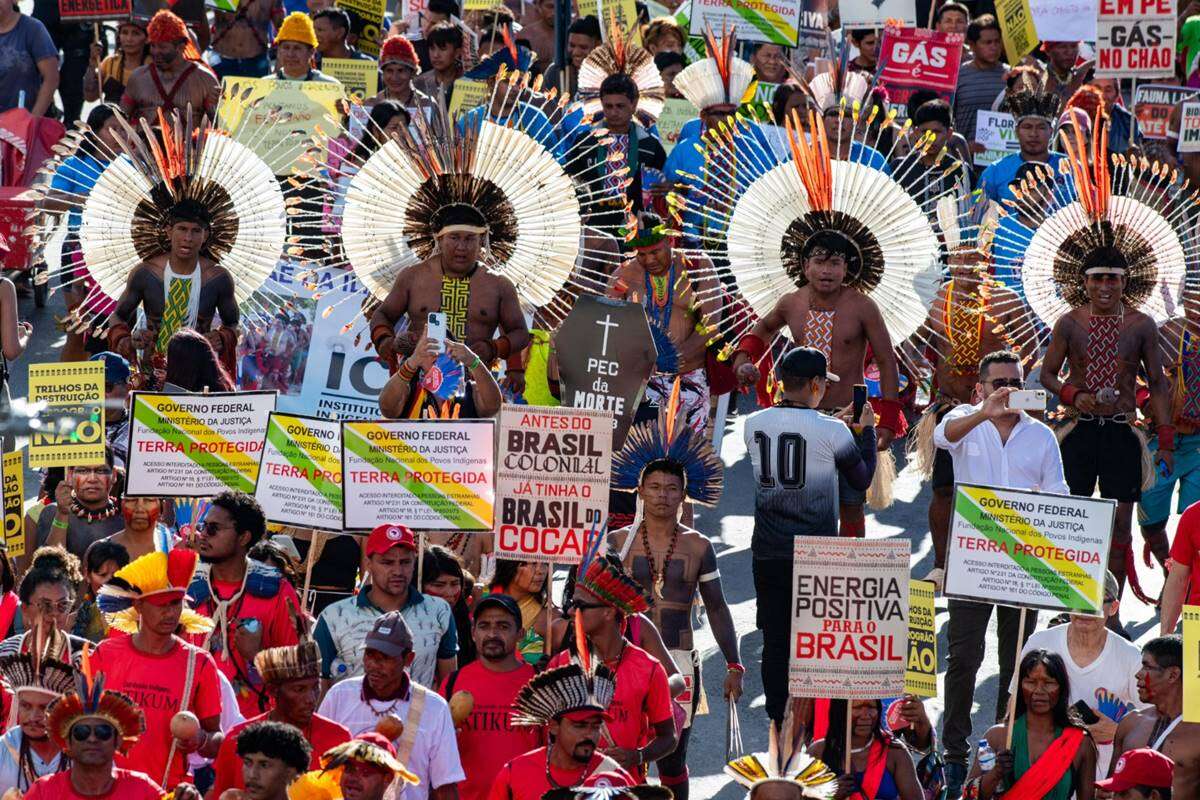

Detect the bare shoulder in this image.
[1127,309,1159,336]
[482,267,518,292]
[678,526,712,552]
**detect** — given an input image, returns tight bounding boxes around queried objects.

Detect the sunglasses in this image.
[987,379,1024,389]
[71,723,116,742]
[569,599,606,611]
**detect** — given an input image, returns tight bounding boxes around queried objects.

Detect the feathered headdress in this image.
[936,190,996,259]
[541,786,675,800]
[511,662,617,727]
[98,548,215,635]
[46,652,144,753]
[611,378,723,506]
[672,24,755,112]
[320,733,420,786]
[464,27,535,79]
[0,653,76,698]
[576,557,651,616]
[725,709,837,797]
[255,639,321,685]
[1001,71,1062,123]
[577,14,666,125]
[805,68,871,116]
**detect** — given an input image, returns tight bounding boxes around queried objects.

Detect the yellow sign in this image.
[905,579,937,697]
[449,79,490,116]
[323,58,379,101]
[218,77,347,175]
[995,0,1038,61]
[1185,605,1200,723]
[27,361,106,468]
[336,0,385,57]
[578,0,641,43]
[463,0,491,9]
[2,450,23,558]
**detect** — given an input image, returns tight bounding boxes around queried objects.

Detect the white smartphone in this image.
[1007,389,1047,410]
[427,312,447,354]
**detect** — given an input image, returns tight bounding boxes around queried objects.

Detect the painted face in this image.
[121,496,161,531]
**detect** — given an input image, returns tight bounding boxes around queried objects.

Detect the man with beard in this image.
[187,491,302,719]
[36,446,123,561]
[319,733,420,800]
[0,653,76,792]
[209,641,350,796]
[120,9,219,126]
[489,661,633,799]
[230,720,311,800]
[1111,636,1200,797]
[104,497,172,560]
[318,611,465,800]
[439,594,540,800]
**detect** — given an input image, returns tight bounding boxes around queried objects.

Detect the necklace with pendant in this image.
[641,523,680,600]
[70,495,118,523]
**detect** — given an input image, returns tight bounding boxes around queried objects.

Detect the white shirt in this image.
[0,727,62,793]
[1019,623,1147,776]
[934,402,1069,493]
[318,676,465,799]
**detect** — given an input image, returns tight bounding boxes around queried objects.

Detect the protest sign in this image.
[218,78,346,175]
[1185,605,1200,722]
[131,0,167,19]
[1095,0,1175,79]
[789,537,910,699]
[494,405,613,564]
[905,579,937,697]
[1135,85,1199,140]
[555,296,657,449]
[126,391,277,496]
[2,451,24,558]
[1030,0,1096,41]
[323,58,379,100]
[687,0,803,46]
[1181,102,1200,152]
[27,361,105,469]
[838,0,914,26]
[58,0,131,21]
[342,419,495,530]
[579,0,641,42]
[449,80,490,116]
[237,261,322,414]
[255,413,344,531]
[797,0,828,52]
[657,98,696,154]
[338,0,386,56]
[996,0,1039,61]
[877,27,963,110]
[945,483,1114,614]
[974,110,1019,166]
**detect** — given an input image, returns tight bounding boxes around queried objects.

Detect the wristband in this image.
[1060,384,1080,407]
[726,662,745,673]
[735,333,767,363]
[873,397,908,438]
[1158,424,1178,451]
[397,362,417,382]
[468,357,482,372]
[371,324,395,350]
[52,517,69,530]
[492,335,512,361]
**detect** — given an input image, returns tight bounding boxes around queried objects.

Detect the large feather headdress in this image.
[320,733,420,786]
[672,25,755,112]
[0,652,76,698]
[725,707,837,797]
[46,651,144,753]
[511,661,617,727]
[98,548,214,635]
[577,14,666,125]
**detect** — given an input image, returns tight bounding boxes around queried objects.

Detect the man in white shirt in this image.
[1020,571,1145,777]
[933,348,1069,797]
[317,610,465,800]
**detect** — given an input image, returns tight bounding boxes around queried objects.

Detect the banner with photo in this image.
[255,413,344,531]
[1134,84,1199,139]
[218,78,347,175]
[27,361,105,469]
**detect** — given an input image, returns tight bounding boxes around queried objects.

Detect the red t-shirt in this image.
[1170,503,1200,607]
[487,748,632,800]
[194,577,302,719]
[439,661,543,800]
[208,711,350,797]
[25,768,163,800]
[92,634,223,788]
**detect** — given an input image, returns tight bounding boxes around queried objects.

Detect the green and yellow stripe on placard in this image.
[723,0,800,46]
[955,486,1100,612]
[134,396,257,494]
[266,416,343,513]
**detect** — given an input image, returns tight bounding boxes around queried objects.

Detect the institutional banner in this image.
[877,27,963,110]
[342,419,495,531]
[945,483,1114,614]
[1134,85,1199,139]
[323,58,379,100]
[789,537,910,699]
[687,0,803,46]
[905,579,937,697]
[58,0,131,21]
[1095,0,1175,78]
[494,405,613,564]
[838,0,915,27]
[974,110,1019,166]
[1184,605,1200,722]
[126,391,277,496]
[2,451,24,558]
[27,361,106,468]
[255,413,344,531]
[218,78,347,175]
[996,0,1039,61]
[337,0,386,56]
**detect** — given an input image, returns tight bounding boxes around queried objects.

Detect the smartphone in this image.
[1007,389,1047,410]
[427,312,447,354]
[1072,700,1101,725]
[853,384,868,421]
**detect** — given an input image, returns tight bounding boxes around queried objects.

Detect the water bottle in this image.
[977,740,996,773]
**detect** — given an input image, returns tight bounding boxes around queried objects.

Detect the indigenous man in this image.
[1111,636,1200,797]
[104,497,172,560]
[120,10,219,126]
[229,720,312,800]
[36,447,122,559]
[610,411,741,800]
[0,653,76,792]
[318,733,420,800]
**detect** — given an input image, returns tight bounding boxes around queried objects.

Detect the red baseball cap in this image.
[1096,748,1174,792]
[366,525,417,557]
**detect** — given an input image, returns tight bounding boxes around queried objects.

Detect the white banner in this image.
[254,413,344,531]
[1095,0,1175,78]
[838,0,915,27]
[1180,102,1200,152]
[1030,0,1096,41]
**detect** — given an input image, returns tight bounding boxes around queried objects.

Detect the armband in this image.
[735,333,767,363]
[371,324,395,349]
[1158,424,1178,451]
[873,397,908,438]
[1060,384,1081,407]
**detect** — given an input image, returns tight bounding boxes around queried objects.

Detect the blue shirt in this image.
[50,153,108,230]
[978,151,1066,203]
[458,101,559,157]
[0,15,57,113]
[990,213,1034,296]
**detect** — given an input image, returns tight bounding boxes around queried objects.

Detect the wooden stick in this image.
[302,530,323,616]
[93,22,101,45]
[1004,608,1029,750]
[544,561,553,657]
[844,700,853,773]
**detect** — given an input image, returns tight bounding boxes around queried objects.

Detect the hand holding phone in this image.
[427,312,447,355]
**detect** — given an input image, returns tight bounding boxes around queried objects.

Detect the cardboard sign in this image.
[218,78,347,175]
[255,413,344,531]
[839,0,915,26]
[688,0,803,46]
[1096,0,1175,79]
[798,0,829,53]
[2,451,24,558]
[27,362,106,469]
[126,391,277,496]
[996,0,1039,61]
[945,483,1114,614]
[58,0,131,21]
[448,79,490,116]
[877,27,963,110]
[1181,102,1200,152]
[1184,605,1200,723]
[656,98,696,154]
[555,296,657,450]
[494,405,613,564]
[1135,85,1199,140]
[905,579,937,697]
[1030,0,1096,42]
[323,58,379,100]
[342,419,495,531]
[337,0,386,57]
[974,110,1019,166]
[579,0,641,43]
[789,537,911,699]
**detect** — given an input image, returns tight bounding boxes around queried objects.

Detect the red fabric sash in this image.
[0,592,18,639]
[1007,727,1084,800]
[858,736,889,800]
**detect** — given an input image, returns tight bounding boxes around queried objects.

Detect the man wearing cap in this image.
[121,9,219,127]
[315,524,458,688]
[209,641,351,797]
[438,593,540,800]
[743,346,877,726]
[318,611,466,800]
[270,12,340,83]
[90,351,131,469]
[317,732,420,800]
[1097,748,1175,800]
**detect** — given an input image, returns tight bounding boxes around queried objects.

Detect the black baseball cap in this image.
[777,347,839,383]
[473,593,522,627]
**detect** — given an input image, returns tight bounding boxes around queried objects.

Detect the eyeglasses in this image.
[987,379,1024,389]
[568,599,606,612]
[71,723,115,742]
[35,600,72,615]
[195,520,230,535]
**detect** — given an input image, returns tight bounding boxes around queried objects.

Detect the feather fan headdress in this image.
[0,653,75,698]
[936,190,996,259]
[672,25,755,112]
[511,661,617,727]
[320,733,420,785]
[541,786,674,800]
[725,709,837,797]
[805,68,871,116]
[46,653,144,753]
[576,557,651,616]
[98,548,214,635]
[577,14,666,125]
